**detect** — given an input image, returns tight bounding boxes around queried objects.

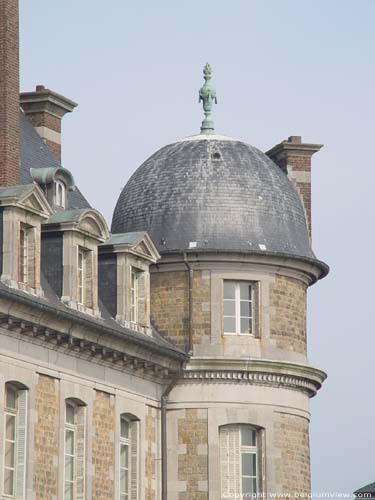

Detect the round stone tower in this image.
[112,65,328,499]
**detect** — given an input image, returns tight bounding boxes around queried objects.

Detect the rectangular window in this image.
[18,224,36,286]
[131,269,145,325]
[64,428,75,500]
[77,248,93,307]
[220,425,260,500]
[3,385,28,499]
[120,418,130,500]
[223,281,254,335]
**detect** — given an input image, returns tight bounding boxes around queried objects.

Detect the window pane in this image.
[5,441,15,467]
[64,481,74,500]
[242,452,256,477]
[242,477,256,495]
[65,429,75,455]
[224,300,235,316]
[6,414,16,440]
[223,281,236,299]
[240,317,252,334]
[4,468,14,495]
[239,283,252,301]
[65,455,74,481]
[121,418,129,439]
[241,426,256,446]
[6,386,17,410]
[120,444,129,468]
[223,317,236,333]
[240,301,252,317]
[120,469,129,493]
[66,403,75,424]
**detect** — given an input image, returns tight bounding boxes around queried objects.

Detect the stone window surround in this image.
[116,253,151,330]
[54,179,66,208]
[219,423,263,498]
[1,207,46,298]
[61,232,101,318]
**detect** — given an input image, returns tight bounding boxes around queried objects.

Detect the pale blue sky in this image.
[20,0,375,495]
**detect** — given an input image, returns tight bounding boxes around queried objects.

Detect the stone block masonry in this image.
[274,413,311,495]
[177,409,208,500]
[146,406,157,500]
[192,270,211,346]
[270,275,307,354]
[92,390,115,500]
[33,374,59,500]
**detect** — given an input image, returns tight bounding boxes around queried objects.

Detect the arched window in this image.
[220,424,262,499]
[54,180,66,208]
[3,382,28,498]
[120,415,139,500]
[64,399,86,500]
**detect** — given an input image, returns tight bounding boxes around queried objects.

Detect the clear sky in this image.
[20,0,375,495]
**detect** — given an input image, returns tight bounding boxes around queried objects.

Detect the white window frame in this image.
[54,180,66,208]
[223,281,254,336]
[120,416,131,500]
[77,249,85,305]
[3,384,28,499]
[130,268,145,324]
[19,224,35,286]
[64,403,76,500]
[220,424,260,500]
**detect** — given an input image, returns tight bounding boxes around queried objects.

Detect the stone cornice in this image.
[183,357,327,397]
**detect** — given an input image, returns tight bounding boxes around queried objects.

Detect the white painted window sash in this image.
[223,281,254,336]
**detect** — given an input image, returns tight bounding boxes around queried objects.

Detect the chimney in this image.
[20,85,77,163]
[266,136,323,238]
[0,0,20,186]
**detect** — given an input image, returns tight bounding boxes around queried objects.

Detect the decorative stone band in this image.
[183,357,327,397]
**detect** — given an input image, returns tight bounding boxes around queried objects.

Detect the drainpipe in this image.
[183,252,193,354]
[161,373,180,500]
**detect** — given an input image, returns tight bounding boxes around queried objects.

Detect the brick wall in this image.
[150,271,189,350]
[33,374,59,500]
[270,275,307,354]
[145,406,157,500]
[177,409,208,500]
[274,413,311,494]
[92,391,115,500]
[0,0,20,186]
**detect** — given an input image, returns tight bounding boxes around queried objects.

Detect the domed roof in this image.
[111,134,322,266]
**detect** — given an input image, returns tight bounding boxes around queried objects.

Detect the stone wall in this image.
[150,271,189,350]
[177,409,208,500]
[273,413,311,495]
[192,270,211,346]
[270,275,307,354]
[145,406,157,500]
[92,391,115,500]
[33,374,59,500]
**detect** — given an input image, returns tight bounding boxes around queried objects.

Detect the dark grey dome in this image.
[112,135,319,264]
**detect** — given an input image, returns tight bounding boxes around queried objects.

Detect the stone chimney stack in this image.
[266,136,323,237]
[20,85,77,163]
[0,0,20,186]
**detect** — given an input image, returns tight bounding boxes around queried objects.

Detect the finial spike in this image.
[199,63,217,135]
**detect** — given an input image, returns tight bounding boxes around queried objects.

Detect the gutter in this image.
[0,285,187,362]
[183,252,193,354]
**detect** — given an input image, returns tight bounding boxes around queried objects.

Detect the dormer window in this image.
[54,180,66,208]
[131,268,145,325]
[77,247,93,308]
[18,223,36,287]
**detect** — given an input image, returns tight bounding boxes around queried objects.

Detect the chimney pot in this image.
[36,85,45,91]
[288,136,302,144]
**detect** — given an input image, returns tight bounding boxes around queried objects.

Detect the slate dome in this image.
[111,135,322,266]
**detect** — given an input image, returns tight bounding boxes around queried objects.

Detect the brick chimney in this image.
[266,136,323,238]
[0,0,20,186]
[20,85,77,163]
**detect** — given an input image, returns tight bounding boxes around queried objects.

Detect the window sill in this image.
[61,298,101,319]
[1,276,44,298]
[116,318,152,336]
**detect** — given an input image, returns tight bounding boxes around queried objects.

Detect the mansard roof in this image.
[354,483,375,496]
[19,110,89,210]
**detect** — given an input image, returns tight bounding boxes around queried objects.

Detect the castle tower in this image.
[112,65,329,498]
